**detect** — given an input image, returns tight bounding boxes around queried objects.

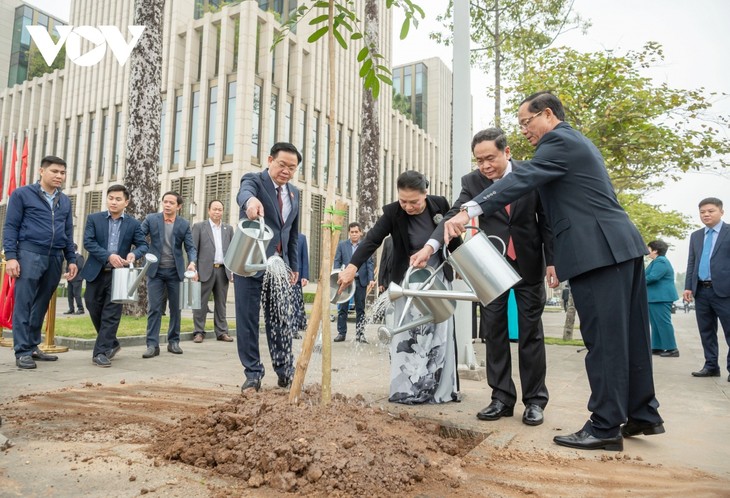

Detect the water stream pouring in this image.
[224,216,274,276]
[111,253,158,304]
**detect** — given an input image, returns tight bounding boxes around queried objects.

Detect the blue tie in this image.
[698,229,714,281]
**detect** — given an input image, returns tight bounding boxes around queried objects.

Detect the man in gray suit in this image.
[444,91,663,452]
[333,222,374,343]
[192,200,234,343]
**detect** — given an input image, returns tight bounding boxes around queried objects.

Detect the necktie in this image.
[698,229,714,281]
[504,204,516,260]
[275,186,284,253]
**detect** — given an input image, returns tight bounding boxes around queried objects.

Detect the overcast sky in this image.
[24,0,730,274]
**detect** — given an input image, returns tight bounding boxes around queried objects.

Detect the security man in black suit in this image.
[444,92,664,451]
[428,127,555,427]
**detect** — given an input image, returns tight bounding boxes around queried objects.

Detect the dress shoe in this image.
[355,335,369,344]
[75,309,85,315]
[193,334,204,343]
[553,430,623,451]
[167,342,183,354]
[651,349,663,355]
[333,334,346,342]
[278,376,292,388]
[241,378,261,392]
[63,309,75,315]
[621,420,665,437]
[660,349,679,357]
[31,350,58,361]
[217,334,234,342]
[16,355,37,369]
[92,354,112,367]
[142,346,160,358]
[692,367,721,377]
[476,399,514,421]
[522,404,544,426]
[107,344,121,360]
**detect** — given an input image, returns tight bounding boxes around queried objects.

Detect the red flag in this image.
[20,136,28,187]
[7,138,17,197]
[0,274,14,329]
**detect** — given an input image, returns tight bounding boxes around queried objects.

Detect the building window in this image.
[159,99,166,165]
[251,82,262,161]
[85,115,95,184]
[335,124,342,193]
[310,111,319,185]
[204,172,232,221]
[63,120,70,166]
[188,90,200,166]
[97,112,109,181]
[73,118,82,186]
[323,123,330,186]
[345,129,352,194]
[283,99,292,143]
[297,105,306,182]
[172,95,183,165]
[206,86,217,161]
[269,90,278,153]
[170,177,196,223]
[224,80,236,158]
[111,108,122,179]
[84,191,103,223]
[310,193,324,281]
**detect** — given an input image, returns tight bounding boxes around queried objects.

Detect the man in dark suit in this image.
[192,199,234,343]
[290,232,309,338]
[333,222,374,343]
[236,142,301,392]
[80,184,148,367]
[444,92,663,451]
[63,244,85,314]
[683,197,730,381]
[434,127,555,426]
[140,191,197,359]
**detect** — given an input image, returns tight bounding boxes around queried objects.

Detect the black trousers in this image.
[481,278,549,408]
[67,279,83,311]
[570,257,662,438]
[84,271,123,357]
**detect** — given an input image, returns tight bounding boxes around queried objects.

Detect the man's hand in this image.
[301,278,309,287]
[545,266,558,288]
[126,253,137,265]
[410,245,434,269]
[67,264,78,280]
[290,271,299,286]
[444,211,470,243]
[109,253,127,268]
[187,262,198,281]
[6,259,20,278]
[683,290,693,303]
[245,197,264,220]
[337,264,357,294]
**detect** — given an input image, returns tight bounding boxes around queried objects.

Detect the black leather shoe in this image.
[32,350,58,361]
[92,354,112,367]
[553,430,623,451]
[476,399,514,421]
[278,376,292,388]
[333,334,346,342]
[660,349,679,357]
[75,309,85,315]
[167,342,183,354]
[241,378,261,392]
[651,349,663,355]
[16,355,37,369]
[692,367,721,377]
[522,404,544,426]
[356,335,369,344]
[142,346,160,358]
[107,344,121,360]
[621,420,665,437]
[63,310,75,315]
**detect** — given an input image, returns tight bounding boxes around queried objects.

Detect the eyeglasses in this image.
[519,110,544,130]
[274,159,298,172]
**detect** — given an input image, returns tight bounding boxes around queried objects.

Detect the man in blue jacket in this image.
[3,156,77,370]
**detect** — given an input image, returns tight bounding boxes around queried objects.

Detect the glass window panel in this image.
[224,81,236,156]
[207,86,217,159]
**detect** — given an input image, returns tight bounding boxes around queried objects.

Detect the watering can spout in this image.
[386,282,405,300]
[127,254,158,297]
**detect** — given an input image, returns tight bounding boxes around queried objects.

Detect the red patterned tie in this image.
[275,186,283,253]
[504,204,516,260]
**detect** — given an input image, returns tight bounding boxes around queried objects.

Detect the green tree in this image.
[508,42,730,241]
[431,0,588,125]
[27,42,65,80]
[391,91,413,120]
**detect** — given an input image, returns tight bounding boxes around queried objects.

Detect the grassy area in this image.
[51,316,198,339]
[544,337,584,347]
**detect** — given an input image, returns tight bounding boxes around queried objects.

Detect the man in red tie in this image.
[416,128,556,426]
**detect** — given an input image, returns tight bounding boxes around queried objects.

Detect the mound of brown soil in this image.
[150,386,485,496]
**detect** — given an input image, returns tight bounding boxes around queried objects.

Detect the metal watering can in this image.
[379,226,521,340]
[329,267,356,305]
[180,270,201,310]
[110,254,158,304]
[224,216,274,276]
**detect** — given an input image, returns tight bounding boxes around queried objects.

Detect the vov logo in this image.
[26,26,146,67]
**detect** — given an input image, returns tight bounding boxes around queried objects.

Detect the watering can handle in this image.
[257,215,266,239]
[441,225,507,257]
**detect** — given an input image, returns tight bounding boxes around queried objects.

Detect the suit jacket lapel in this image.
[713,224,730,257]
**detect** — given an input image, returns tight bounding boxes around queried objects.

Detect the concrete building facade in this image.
[0,0,454,281]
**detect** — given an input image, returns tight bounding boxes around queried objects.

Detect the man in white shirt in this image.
[192,200,234,343]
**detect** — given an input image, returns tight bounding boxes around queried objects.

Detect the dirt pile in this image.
[150,386,485,496]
